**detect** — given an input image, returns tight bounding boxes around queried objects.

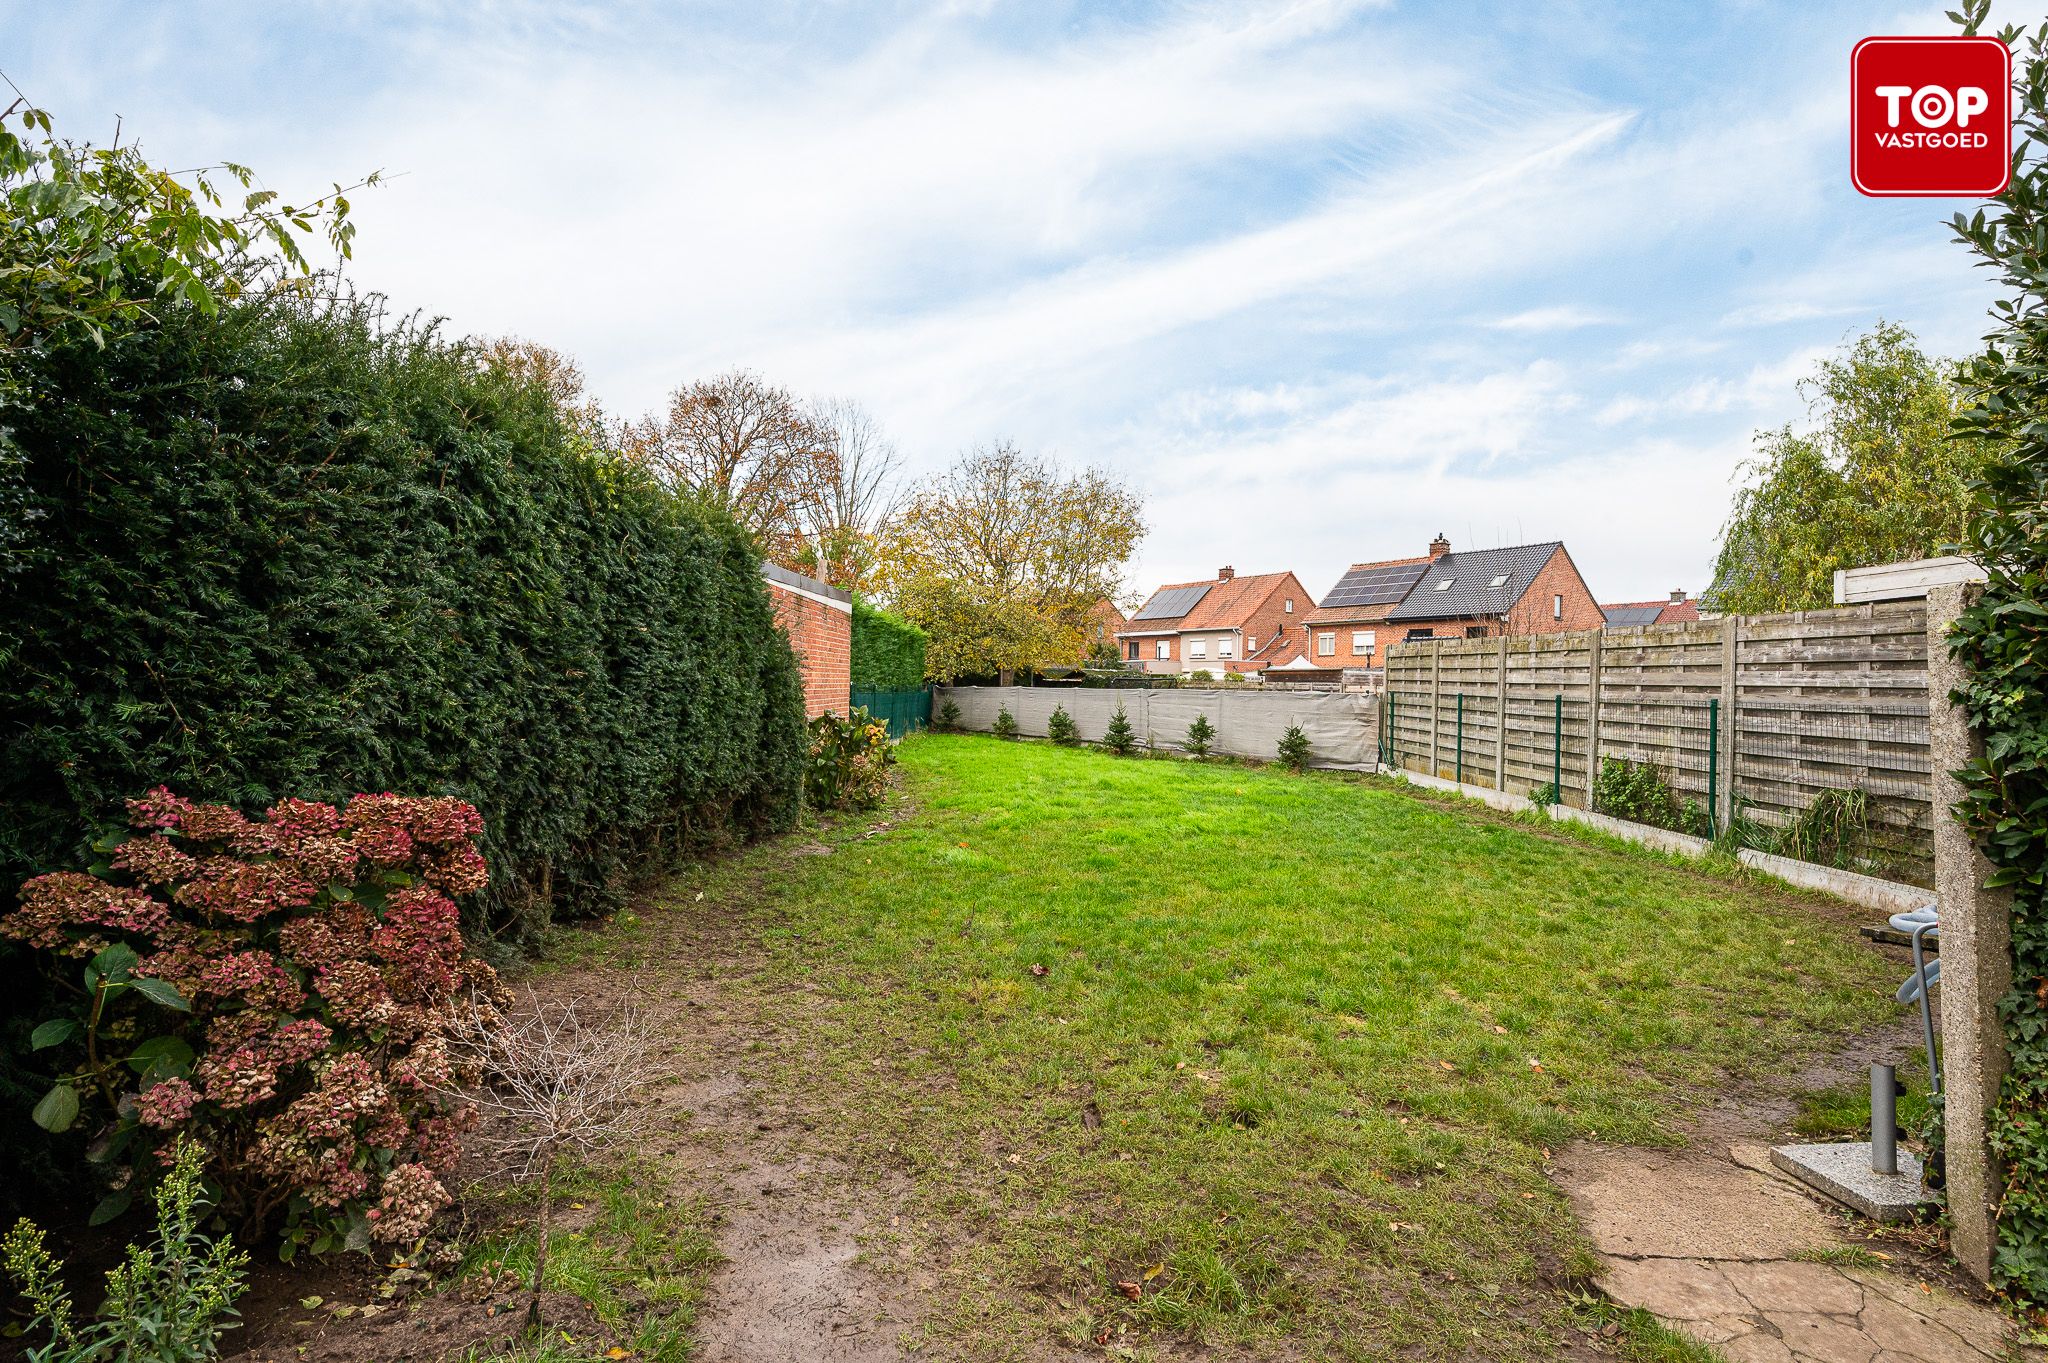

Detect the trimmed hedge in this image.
[851,596,927,691]
[0,294,807,944]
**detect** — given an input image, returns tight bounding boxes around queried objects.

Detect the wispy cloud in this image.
[1,0,2005,603]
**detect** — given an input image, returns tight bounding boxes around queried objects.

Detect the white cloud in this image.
[1489,305,1620,332]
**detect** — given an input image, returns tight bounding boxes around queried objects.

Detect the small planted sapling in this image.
[445,994,653,1334]
[1102,706,1138,756]
[1184,713,1215,758]
[1047,705,1079,745]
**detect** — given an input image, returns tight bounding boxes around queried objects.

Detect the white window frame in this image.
[1247,635,1258,653]
[1317,632,1335,657]
[1352,631,1373,655]
[1553,593,1564,620]
[1217,639,1234,659]
[1155,640,1169,660]
[1188,640,1207,659]
[1284,599,1294,613]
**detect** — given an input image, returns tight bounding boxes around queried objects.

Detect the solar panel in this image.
[1604,604,1664,627]
[1133,583,1212,621]
[1318,561,1429,609]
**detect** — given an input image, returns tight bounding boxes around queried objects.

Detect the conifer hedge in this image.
[850,596,928,691]
[0,295,806,944]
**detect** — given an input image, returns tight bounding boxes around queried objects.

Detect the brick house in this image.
[1381,535,1603,642]
[763,562,851,718]
[1114,567,1313,675]
[1301,554,1434,672]
[1084,597,1128,661]
[1601,590,1700,627]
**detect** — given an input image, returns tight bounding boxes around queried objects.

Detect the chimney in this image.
[1217,565,1235,581]
[1428,533,1451,561]
[1670,588,1687,604]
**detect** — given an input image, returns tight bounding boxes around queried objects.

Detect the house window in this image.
[1489,573,1509,588]
[1352,631,1373,655]
[1284,599,1294,613]
[1188,641,1206,659]
[1155,640,1169,660]
[1405,628,1433,641]
[1247,636,1257,652]
[1127,641,1139,660]
[1553,593,1564,620]
[1317,632,1335,657]
[1466,625,1489,638]
[1218,639,1234,658]
[1434,578,1455,591]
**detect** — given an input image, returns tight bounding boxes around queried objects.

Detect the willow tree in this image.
[1707,322,1989,613]
[877,443,1144,682]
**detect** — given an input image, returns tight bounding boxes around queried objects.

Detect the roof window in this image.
[1489,573,1510,588]
[1434,578,1455,591]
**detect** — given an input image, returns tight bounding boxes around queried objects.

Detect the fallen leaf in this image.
[299,1296,323,1309]
[1115,1280,1142,1300]
[1030,964,1049,977]
[1439,1060,1456,1071]
[1142,1263,1164,1281]
[605,1350,634,1360]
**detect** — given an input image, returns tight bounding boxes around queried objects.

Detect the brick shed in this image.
[763,562,851,718]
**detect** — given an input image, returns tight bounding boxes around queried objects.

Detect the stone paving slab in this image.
[1596,1253,2009,1362]
[1554,1139,2031,1363]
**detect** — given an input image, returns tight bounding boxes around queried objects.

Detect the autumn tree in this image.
[619,369,836,564]
[479,337,607,447]
[878,443,1145,682]
[792,397,903,592]
[1707,322,1990,612]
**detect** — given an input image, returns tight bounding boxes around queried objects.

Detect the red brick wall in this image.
[767,581,851,718]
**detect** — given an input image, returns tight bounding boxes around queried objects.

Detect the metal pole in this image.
[1871,1064,1898,1175]
[1455,693,1465,785]
[1707,696,1720,837]
[1552,693,1562,803]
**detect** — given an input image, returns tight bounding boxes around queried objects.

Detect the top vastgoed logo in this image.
[1852,36,2011,197]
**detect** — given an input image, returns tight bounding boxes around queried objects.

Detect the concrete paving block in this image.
[1769,1142,1931,1223]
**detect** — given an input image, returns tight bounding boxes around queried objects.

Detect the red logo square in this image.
[1852,36,2011,197]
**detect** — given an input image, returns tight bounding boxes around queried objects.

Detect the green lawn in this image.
[596,735,1900,1359]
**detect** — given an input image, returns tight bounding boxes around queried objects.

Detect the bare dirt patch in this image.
[532,858,923,1363]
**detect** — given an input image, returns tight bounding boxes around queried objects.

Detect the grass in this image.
[455,1159,717,1363]
[596,733,1901,1361]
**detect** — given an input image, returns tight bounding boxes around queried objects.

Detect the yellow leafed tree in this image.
[877,443,1144,682]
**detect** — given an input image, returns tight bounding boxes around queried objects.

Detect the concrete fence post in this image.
[1494,636,1510,791]
[1927,582,2012,1286]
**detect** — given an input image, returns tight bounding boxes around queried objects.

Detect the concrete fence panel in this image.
[935,686,1379,770]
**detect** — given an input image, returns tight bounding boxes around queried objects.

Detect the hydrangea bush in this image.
[2,788,506,1258]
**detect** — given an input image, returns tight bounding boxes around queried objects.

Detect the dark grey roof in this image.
[1132,583,1212,621]
[1602,603,1664,627]
[1318,559,1431,610]
[1385,542,1563,622]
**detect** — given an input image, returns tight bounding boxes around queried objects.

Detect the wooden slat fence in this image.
[1383,602,1935,885]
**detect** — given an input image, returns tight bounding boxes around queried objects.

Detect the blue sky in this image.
[3,1,2019,603]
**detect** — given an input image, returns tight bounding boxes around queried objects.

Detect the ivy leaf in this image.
[32,1083,79,1133]
[29,1019,77,1051]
